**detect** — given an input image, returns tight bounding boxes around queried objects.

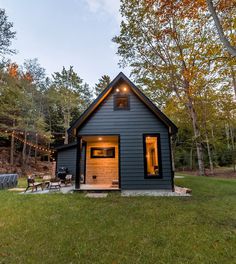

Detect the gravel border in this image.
[121,190,191,197]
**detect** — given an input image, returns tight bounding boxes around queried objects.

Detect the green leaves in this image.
[94,75,111,96]
[0,8,16,56]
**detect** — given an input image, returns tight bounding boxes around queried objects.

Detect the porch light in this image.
[116,88,120,92]
[123,87,127,91]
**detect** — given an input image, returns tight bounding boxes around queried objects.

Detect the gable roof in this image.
[68,72,178,135]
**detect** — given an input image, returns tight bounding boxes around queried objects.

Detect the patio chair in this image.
[25,176,44,192]
[42,175,52,189]
[49,178,61,190]
[64,174,72,186]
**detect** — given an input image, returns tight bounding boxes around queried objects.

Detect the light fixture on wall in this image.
[98,137,102,141]
[123,87,127,91]
[116,88,120,92]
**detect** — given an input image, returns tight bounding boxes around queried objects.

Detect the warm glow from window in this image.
[145,136,159,177]
[114,95,130,110]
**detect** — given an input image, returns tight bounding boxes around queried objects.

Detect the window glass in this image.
[91,147,115,158]
[144,136,161,177]
[114,95,130,110]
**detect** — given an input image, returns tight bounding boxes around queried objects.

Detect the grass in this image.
[0,176,236,264]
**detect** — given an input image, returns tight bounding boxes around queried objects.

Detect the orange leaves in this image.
[7,63,18,78]
[7,63,34,83]
[23,72,33,82]
[183,68,193,82]
[217,0,236,12]
[146,0,207,21]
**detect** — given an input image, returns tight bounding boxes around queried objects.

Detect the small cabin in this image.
[56,72,177,191]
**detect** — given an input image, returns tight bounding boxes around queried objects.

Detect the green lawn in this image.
[0,176,236,264]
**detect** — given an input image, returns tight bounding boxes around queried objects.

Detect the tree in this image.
[0,65,23,165]
[0,59,51,169]
[206,0,236,57]
[50,66,92,144]
[113,0,222,175]
[0,9,16,56]
[94,75,111,96]
[22,58,46,87]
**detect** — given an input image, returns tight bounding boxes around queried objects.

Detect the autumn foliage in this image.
[7,63,18,78]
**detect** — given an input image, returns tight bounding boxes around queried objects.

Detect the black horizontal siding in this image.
[78,86,172,190]
[56,147,77,178]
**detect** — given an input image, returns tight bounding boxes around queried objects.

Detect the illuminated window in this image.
[114,95,130,110]
[91,147,115,158]
[143,134,162,178]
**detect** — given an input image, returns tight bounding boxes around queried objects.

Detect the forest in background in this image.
[0,0,235,176]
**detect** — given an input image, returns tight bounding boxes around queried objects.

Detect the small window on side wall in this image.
[114,95,130,110]
[143,134,162,178]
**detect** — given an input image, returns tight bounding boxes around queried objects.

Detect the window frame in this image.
[90,147,115,158]
[113,94,130,111]
[143,133,163,179]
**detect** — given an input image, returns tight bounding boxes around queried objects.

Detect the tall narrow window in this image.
[143,134,162,178]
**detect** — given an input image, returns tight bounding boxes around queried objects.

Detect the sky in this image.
[0,0,130,87]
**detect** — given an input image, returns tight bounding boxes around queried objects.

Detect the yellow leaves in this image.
[208,46,221,56]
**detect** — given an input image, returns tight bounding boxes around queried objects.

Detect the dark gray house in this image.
[56,72,177,191]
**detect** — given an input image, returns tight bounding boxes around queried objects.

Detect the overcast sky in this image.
[0,0,130,86]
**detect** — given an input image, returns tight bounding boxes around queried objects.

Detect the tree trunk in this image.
[22,131,27,170]
[225,124,230,149]
[229,125,235,150]
[206,0,236,57]
[64,112,70,144]
[229,125,236,172]
[64,128,69,144]
[26,145,31,165]
[230,65,236,99]
[10,132,14,165]
[206,134,214,175]
[35,133,38,164]
[189,146,193,171]
[187,98,205,175]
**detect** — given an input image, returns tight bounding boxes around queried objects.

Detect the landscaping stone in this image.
[121,189,191,197]
[8,188,25,192]
[175,186,192,194]
[85,193,108,198]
